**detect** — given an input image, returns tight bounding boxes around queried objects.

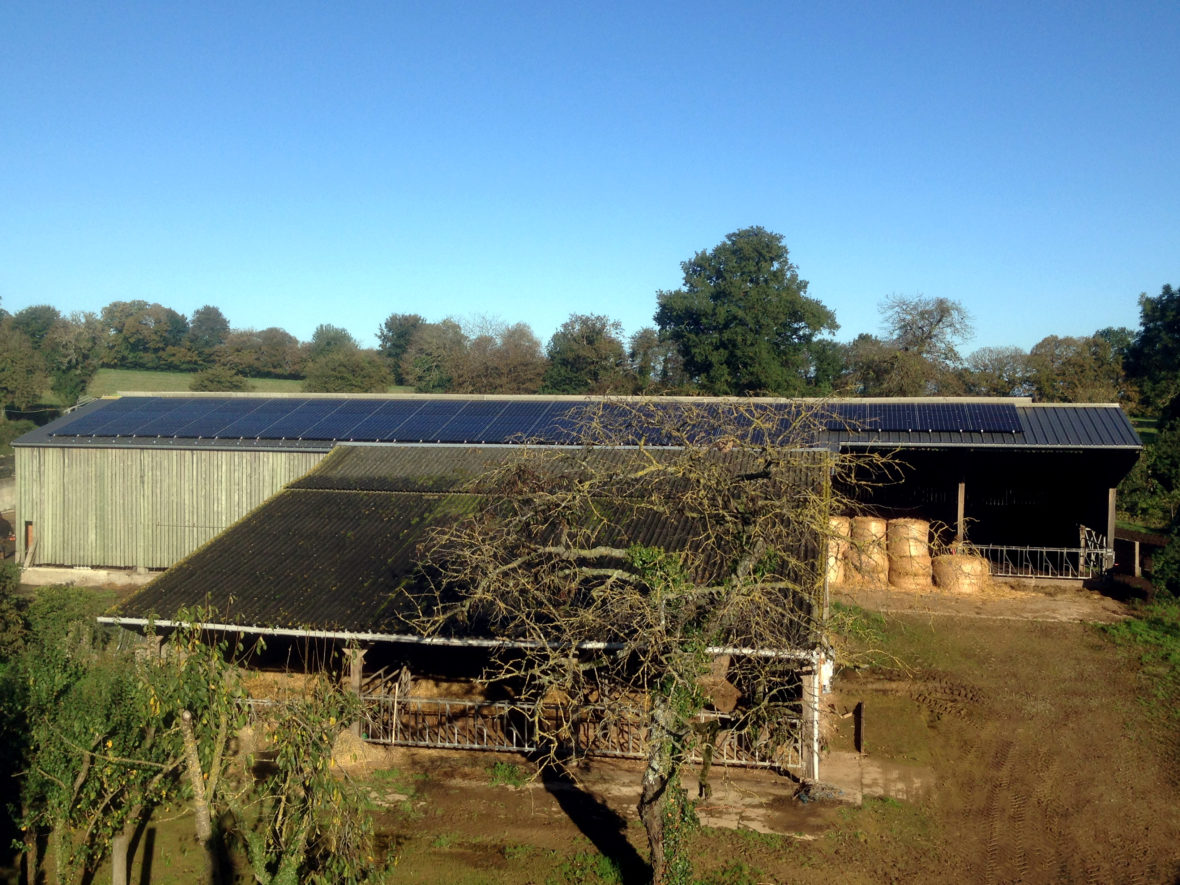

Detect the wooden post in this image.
[347,646,367,737]
[1134,540,1142,578]
[955,482,966,545]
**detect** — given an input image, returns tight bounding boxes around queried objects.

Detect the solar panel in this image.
[257,400,343,439]
[347,401,424,441]
[301,399,385,440]
[479,401,557,442]
[433,400,509,442]
[178,399,265,437]
[219,399,309,438]
[393,400,469,441]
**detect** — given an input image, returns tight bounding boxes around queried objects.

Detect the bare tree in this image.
[409,400,851,882]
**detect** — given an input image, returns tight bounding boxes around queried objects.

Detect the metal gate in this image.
[359,695,802,771]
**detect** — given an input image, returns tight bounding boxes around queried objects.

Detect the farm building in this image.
[102,434,835,779]
[13,393,1141,579]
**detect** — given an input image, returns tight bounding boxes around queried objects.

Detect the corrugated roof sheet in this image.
[17,395,1142,452]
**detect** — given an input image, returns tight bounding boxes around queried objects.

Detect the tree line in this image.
[0,227,1163,408]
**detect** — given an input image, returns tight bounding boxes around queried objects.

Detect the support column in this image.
[955,482,966,546]
[800,657,822,782]
[346,646,367,738]
[1106,488,1117,571]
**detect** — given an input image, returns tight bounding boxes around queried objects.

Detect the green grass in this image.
[487,760,529,788]
[1132,416,1160,446]
[1100,599,1180,728]
[86,368,307,396]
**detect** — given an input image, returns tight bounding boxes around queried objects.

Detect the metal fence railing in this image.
[975,544,1113,580]
[355,695,803,771]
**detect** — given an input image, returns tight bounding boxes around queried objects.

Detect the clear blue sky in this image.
[2,1,1177,354]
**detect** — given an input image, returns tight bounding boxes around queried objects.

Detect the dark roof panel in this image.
[15,395,1141,452]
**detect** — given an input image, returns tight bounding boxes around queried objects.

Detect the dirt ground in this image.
[347,580,1180,883]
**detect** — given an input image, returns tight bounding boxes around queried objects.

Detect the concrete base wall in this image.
[0,476,13,511]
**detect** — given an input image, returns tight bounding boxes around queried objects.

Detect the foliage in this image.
[0,417,36,454]
[547,849,624,885]
[306,324,359,362]
[411,399,845,882]
[215,327,305,378]
[1027,334,1130,404]
[303,349,392,393]
[961,345,1033,396]
[235,675,389,885]
[655,226,837,395]
[450,320,549,394]
[377,313,424,385]
[628,327,686,391]
[99,300,191,370]
[11,304,62,349]
[187,305,231,362]
[400,319,467,393]
[1119,421,1180,529]
[541,313,630,394]
[190,365,253,391]
[42,312,103,405]
[487,760,528,787]
[1125,284,1180,416]
[880,294,973,365]
[0,320,49,414]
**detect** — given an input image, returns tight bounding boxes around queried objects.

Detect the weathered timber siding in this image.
[16,447,325,569]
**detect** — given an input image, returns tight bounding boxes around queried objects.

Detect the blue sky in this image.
[2,1,1177,354]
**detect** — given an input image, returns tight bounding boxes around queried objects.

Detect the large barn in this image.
[13,393,1141,579]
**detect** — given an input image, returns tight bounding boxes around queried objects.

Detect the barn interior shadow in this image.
[538,761,650,884]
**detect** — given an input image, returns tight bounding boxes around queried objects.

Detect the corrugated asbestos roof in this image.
[16,395,1142,452]
[111,445,811,636]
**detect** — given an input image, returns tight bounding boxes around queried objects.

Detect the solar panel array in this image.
[49,397,1023,445]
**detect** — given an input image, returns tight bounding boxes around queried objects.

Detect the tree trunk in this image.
[637,699,675,884]
[180,710,220,885]
[111,831,129,885]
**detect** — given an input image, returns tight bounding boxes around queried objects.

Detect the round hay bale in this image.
[889,571,933,592]
[887,519,930,559]
[827,516,851,586]
[848,517,889,587]
[932,554,990,593]
[850,516,887,545]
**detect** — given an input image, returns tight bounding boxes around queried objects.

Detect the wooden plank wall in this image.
[16,447,325,569]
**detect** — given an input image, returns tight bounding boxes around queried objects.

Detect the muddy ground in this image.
[354,580,1180,883]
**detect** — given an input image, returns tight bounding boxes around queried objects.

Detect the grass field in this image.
[85,368,307,396]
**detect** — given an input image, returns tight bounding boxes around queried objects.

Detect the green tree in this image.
[42,312,103,405]
[629,327,686,392]
[12,305,62,350]
[400,320,467,393]
[306,324,359,363]
[377,313,424,384]
[303,349,391,393]
[0,320,48,418]
[186,305,231,365]
[215,327,304,378]
[1126,284,1180,417]
[191,366,253,392]
[655,227,837,395]
[541,313,630,394]
[99,301,190,370]
[449,320,548,394]
[1028,334,1128,403]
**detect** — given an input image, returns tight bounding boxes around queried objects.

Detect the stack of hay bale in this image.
[886,518,932,590]
[826,514,991,593]
[848,516,889,588]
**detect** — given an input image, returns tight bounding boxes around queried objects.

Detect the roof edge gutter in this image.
[96,616,818,660]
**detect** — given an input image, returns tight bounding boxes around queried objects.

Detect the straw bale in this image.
[932,554,990,593]
[887,519,930,559]
[888,571,933,592]
[847,517,888,587]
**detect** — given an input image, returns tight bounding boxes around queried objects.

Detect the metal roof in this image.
[16,394,1141,452]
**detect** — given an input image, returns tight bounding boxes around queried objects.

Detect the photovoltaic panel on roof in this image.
[301,399,384,440]
[257,400,344,439]
[478,400,556,442]
[393,400,468,441]
[177,399,259,437]
[433,400,508,442]
[353,402,415,440]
